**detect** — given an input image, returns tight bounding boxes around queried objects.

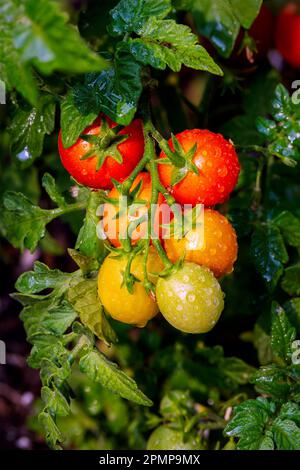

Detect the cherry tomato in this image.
[156,263,224,334]
[103,172,167,248]
[147,426,200,450]
[275,2,300,69]
[158,129,240,206]
[98,248,163,327]
[165,209,238,278]
[58,115,144,189]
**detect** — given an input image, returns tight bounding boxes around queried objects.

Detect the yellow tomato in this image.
[98,248,163,327]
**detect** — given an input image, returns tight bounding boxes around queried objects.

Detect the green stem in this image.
[51,201,86,217]
[121,152,151,194]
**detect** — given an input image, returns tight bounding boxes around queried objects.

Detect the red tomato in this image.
[58,115,144,189]
[158,129,240,207]
[275,2,300,69]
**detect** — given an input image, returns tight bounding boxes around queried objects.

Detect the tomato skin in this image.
[165,209,238,278]
[98,249,163,327]
[158,129,240,207]
[147,426,200,451]
[103,172,166,247]
[58,115,144,189]
[156,263,224,334]
[275,3,300,69]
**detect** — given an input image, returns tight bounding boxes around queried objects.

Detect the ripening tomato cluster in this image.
[58,114,240,334]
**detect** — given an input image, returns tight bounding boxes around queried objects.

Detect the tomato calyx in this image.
[80,118,128,171]
[158,134,199,186]
[237,31,258,64]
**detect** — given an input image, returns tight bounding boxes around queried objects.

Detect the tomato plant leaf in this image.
[0,192,57,251]
[108,0,171,36]
[229,0,262,29]
[250,222,288,291]
[15,261,71,294]
[68,278,117,345]
[41,301,78,336]
[38,411,63,450]
[0,0,107,105]
[251,365,290,399]
[76,190,107,261]
[41,386,70,417]
[8,95,56,167]
[42,173,67,209]
[79,350,153,406]
[282,265,300,297]
[284,298,300,334]
[127,17,223,75]
[271,302,296,364]
[279,402,300,426]
[272,419,300,450]
[60,86,99,148]
[191,0,240,58]
[224,398,275,450]
[273,211,300,251]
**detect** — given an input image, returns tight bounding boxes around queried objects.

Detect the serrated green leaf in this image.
[41,386,70,417]
[80,49,143,126]
[0,0,106,105]
[108,0,171,36]
[68,249,99,276]
[42,301,77,336]
[273,211,300,250]
[38,411,63,449]
[11,0,106,75]
[192,0,240,57]
[60,86,99,148]
[251,365,290,399]
[79,350,152,406]
[220,357,256,385]
[27,334,67,368]
[224,398,274,450]
[279,402,300,426]
[271,302,296,364]
[8,95,55,167]
[272,418,300,450]
[0,192,56,251]
[76,190,107,261]
[128,17,222,75]
[40,357,71,387]
[16,261,70,294]
[284,298,300,334]
[253,322,273,365]
[282,265,300,297]
[68,278,116,345]
[229,0,262,29]
[0,2,38,105]
[42,173,67,208]
[250,223,288,291]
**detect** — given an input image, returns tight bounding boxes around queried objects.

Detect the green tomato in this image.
[147,426,199,451]
[156,263,224,334]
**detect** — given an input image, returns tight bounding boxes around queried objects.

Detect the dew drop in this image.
[218,166,228,177]
[188,294,196,303]
[183,275,190,282]
[177,304,183,311]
